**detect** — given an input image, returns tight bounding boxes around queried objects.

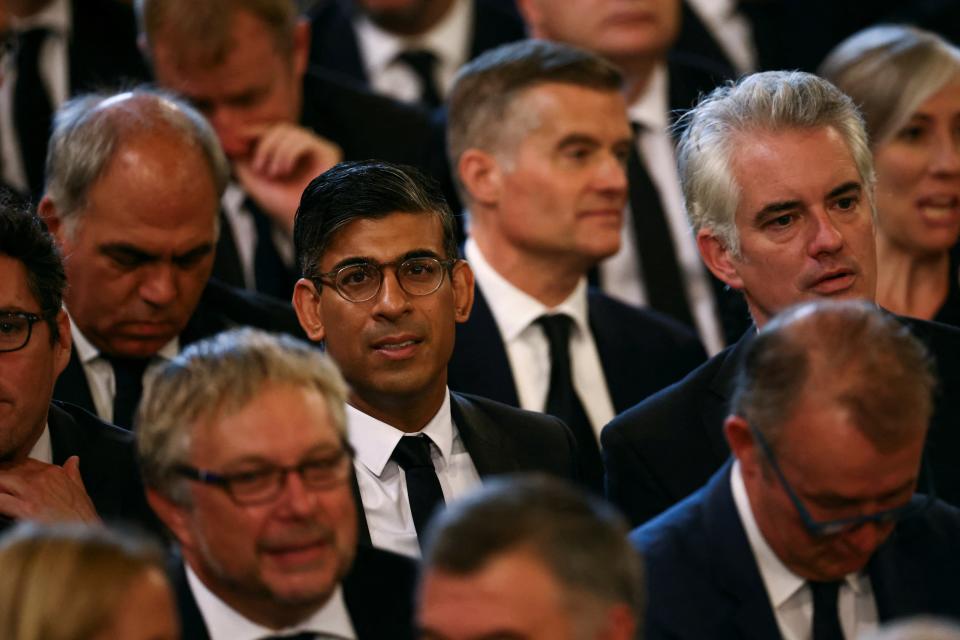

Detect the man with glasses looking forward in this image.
[632,300,960,639]
[0,201,151,531]
[292,160,579,558]
[139,328,418,639]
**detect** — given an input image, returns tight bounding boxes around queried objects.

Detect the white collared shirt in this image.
[68,316,178,423]
[186,564,356,640]
[220,183,295,291]
[1,0,71,192]
[353,0,471,104]
[600,63,725,356]
[347,390,481,558]
[731,461,879,640]
[27,424,52,463]
[465,239,616,436]
[684,0,757,74]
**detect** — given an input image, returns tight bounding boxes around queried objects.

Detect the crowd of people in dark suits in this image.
[2,0,960,638]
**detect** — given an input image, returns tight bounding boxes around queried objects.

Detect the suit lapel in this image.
[702,329,756,462]
[168,555,212,640]
[449,392,514,476]
[703,462,782,639]
[588,290,634,413]
[449,288,520,406]
[52,347,97,414]
[349,467,373,547]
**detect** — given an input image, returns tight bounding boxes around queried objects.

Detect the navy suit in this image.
[172,544,418,640]
[351,391,581,546]
[448,286,707,414]
[306,0,525,95]
[53,278,306,417]
[603,316,960,527]
[632,462,960,639]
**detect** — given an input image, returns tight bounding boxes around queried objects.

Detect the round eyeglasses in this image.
[0,312,43,353]
[312,256,456,303]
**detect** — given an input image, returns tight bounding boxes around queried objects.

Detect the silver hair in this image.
[819,25,960,147]
[861,616,960,640]
[45,87,229,234]
[136,328,349,505]
[675,70,876,256]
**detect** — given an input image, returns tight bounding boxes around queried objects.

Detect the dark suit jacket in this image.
[172,544,417,640]
[352,391,580,546]
[52,278,306,417]
[0,401,157,535]
[603,316,960,527]
[631,462,960,639]
[306,0,525,93]
[211,68,452,290]
[448,285,707,414]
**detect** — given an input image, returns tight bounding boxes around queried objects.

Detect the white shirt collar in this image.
[185,563,356,640]
[626,62,669,131]
[464,237,590,342]
[354,0,471,80]
[12,0,71,37]
[68,314,180,363]
[731,460,866,609]
[27,424,52,464]
[347,390,454,477]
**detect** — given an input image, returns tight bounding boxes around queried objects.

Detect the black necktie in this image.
[628,124,695,327]
[13,28,54,199]
[391,435,445,548]
[536,314,604,491]
[104,355,150,429]
[396,49,442,109]
[810,580,845,640]
[247,197,293,299]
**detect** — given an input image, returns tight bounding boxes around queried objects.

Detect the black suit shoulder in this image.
[451,391,580,484]
[343,545,417,640]
[48,400,158,535]
[601,337,744,526]
[69,0,149,94]
[182,278,307,345]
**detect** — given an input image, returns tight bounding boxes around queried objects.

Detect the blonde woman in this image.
[0,523,177,640]
[821,25,960,324]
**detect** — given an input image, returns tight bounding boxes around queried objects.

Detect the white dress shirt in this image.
[27,425,52,463]
[68,316,177,423]
[186,564,357,640]
[600,64,725,355]
[731,461,879,640]
[465,239,616,436]
[221,182,295,290]
[0,0,71,192]
[347,390,481,558]
[684,0,757,74]
[353,0,471,104]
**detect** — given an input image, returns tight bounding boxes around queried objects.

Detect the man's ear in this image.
[457,148,501,208]
[724,415,760,478]
[53,309,72,378]
[293,277,326,342]
[451,260,475,323]
[515,0,543,36]
[292,17,311,79]
[38,196,66,244]
[146,488,194,549]
[697,228,743,291]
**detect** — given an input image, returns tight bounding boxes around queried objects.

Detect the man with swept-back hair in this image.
[0,199,152,532]
[292,160,579,558]
[602,70,960,526]
[139,328,417,639]
[444,39,706,492]
[418,474,644,640]
[136,0,452,299]
[40,88,302,429]
[633,300,960,638]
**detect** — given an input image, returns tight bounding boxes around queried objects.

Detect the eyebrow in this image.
[557,133,600,148]
[327,249,443,273]
[752,181,862,224]
[218,443,345,469]
[808,476,917,507]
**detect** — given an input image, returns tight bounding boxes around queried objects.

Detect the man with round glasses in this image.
[139,328,418,639]
[0,200,153,531]
[632,300,960,639]
[292,160,579,558]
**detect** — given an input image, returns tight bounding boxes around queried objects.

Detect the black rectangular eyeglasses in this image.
[750,423,935,538]
[0,312,43,353]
